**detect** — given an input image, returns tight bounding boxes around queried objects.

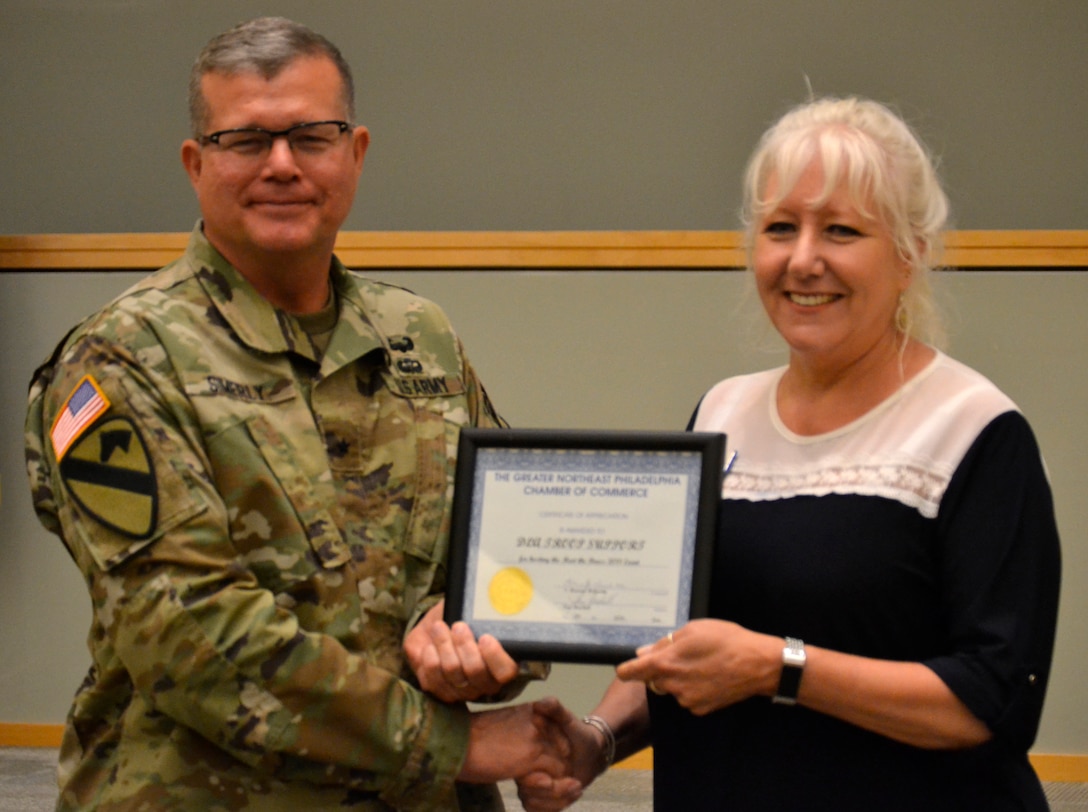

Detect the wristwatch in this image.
[772,637,806,706]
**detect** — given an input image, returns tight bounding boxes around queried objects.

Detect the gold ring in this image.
[648,679,666,696]
[452,679,470,689]
[667,631,674,645]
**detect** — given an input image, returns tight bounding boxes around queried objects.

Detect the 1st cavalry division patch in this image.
[59,416,158,539]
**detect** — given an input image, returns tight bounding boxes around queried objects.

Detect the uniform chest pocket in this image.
[248,415,352,567]
[203,411,352,588]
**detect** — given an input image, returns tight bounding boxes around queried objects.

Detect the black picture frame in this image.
[444,428,725,664]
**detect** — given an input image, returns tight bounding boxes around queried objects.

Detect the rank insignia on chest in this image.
[59,416,158,540]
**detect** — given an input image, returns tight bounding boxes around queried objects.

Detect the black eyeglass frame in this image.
[197,120,352,149]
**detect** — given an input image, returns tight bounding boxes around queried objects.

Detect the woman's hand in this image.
[616,619,781,715]
[618,620,992,749]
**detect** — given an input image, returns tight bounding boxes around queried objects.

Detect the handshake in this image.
[459,696,610,811]
[406,602,626,811]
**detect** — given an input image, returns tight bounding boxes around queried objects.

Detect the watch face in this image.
[783,638,806,668]
[773,638,806,704]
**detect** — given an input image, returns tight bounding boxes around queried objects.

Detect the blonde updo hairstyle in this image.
[741,97,948,349]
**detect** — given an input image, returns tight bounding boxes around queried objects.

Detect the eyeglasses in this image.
[198,120,351,159]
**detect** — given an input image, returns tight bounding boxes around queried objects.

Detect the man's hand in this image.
[405,601,520,702]
[458,697,579,785]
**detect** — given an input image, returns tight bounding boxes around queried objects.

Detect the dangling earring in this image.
[895,292,911,335]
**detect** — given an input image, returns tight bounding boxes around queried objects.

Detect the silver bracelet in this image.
[582,714,616,766]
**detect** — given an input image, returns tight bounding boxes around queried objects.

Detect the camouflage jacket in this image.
[25,226,510,811]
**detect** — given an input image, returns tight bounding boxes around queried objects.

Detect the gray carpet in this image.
[3,748,1087,810]
[0,750,58,811]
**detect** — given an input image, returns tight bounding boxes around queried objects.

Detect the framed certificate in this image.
[444,428,726,663]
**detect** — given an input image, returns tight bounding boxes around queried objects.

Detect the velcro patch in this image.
[393,375,462,397]
[59,416,158,540]
[51,375,110,460]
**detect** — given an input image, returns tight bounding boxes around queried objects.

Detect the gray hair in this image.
[188,17,355,137]
[741,97,948,348]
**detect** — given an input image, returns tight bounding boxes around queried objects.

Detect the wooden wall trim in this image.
[0,723,63,748]
[1,230,1086,271]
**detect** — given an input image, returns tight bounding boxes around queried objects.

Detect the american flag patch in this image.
[50,375,110,460]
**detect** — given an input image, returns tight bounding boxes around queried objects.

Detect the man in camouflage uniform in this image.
[25,17,570,811]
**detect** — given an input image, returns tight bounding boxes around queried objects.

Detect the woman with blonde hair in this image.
[520,97,1061,811]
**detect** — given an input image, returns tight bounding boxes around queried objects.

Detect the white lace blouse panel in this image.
[692,353,1018,520]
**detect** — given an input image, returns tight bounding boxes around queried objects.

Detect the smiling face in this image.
[751,159,912,372]
[181,55,369,279]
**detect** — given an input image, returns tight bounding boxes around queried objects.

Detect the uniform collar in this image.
[187,223,387,369]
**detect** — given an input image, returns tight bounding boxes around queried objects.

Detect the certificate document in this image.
[445,429,725,663]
